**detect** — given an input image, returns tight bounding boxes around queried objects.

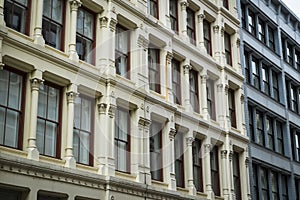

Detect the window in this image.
[148,48,160,93]
[258,18,265,43]
[282,175,289,200]
[73,95,94,165]
[241,4,246,29]
[38,191,67,200]
[223,0,229,9]
[266,117,274,151]
[224,32,232,65]
[296,50,300,70]
[287,43,293,66]
[115,25,130,78]
[248,10,255,35]
[244,51,250,83]
[149,0,158,18]
[172,59,181,104]
[175,132,184,188]
[262,64,269,95]
[187,8,195,44]
[193,139,203,192]
[0,67,25,149]
[268,27,275,51]
[295,178,300,200]
[290,84,298,113]
[150,121,163,181]
[252,164,259,200]
[271,171,279,200]
[0,188,24,200]
[248,105,254,141]
[294,131,300,161]
[76,8,95,64]
[207,79,215,120]
[37,82,61,158]
[252,58,260,90]
[233,152,241,200]
[4,0,30,34]
[169,0,178,32]
[210,146,220,196]
[189,69,199,112]
[203,19,212,55]
[276,121,284,154]
[228,88,236,128]
[256,111,264,146]
[260,167,269,200]
[115,107,130,173]
[42,0,64,50]
[272,71,279,101]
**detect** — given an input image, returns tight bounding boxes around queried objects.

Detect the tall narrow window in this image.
[187,8,195,44]
[252,164,259,200]
[272,71,279,101]
[228,88,236,128]
[287,43,293,66]
[4,0,30,34]
[282,175,289,200]
[148,47,160,93]
[211,146,220,196]
[0,67,25,149]
[175,132,184,188]
[241,4,246,29]
[149,0,158,18]
[73,95,94,166]
[291,84,298,113]
[295,132,300,161]
[233,152,241,200]
[189,69,199,112]
[42,0,64,50]
[261,167,269,200]
[223,0,229,9]
[37,82,61,158]
[248,105,254,141]
[271,171,279,200]
[296,50,300,71]
[76,8,95,64]
[268,27,275,51]
[203,19,212,55]
[266,117,274,151]
[252,58,260,90]
[262,64,269,95]
[115,107,130,173]
[224,32,232,65]
[244,51,250,83]
[172,59,181,104]
[258,18,265,43]
[207,79,215,120]
[256,111,264,146]
[150,121,163,181]
[276,121,284,155]
[248,10,255,35]
[115,25,130,78]
[169,0,178,32]
[193,139,203,192]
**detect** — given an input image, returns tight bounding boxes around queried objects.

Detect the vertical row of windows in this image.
[286,79,300,114]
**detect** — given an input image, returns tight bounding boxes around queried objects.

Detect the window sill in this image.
[151,180,168,188]
[115,171,136,182]
[40,155,64,166]
[76,163,98,173]
[0,145,27,158]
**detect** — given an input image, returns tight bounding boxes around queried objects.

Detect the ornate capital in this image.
[217,83,223,92]
[97,103,107,115]
[183,64,191,74]
[245,157,249,167]
[66,91,79,104]
[169,128,176,141]
[204,144,211,153]
[186,137,194,146]
[240,94,245,103]
[236,38,241,47]
[108,104,116,118]
[228,150,233,161]
[220,27,225,37]
[213,25,219,33]
[69,0,81,11]
[99,16,108,28]
[109,18,118,32]
[198,14,205,23]
[137,35,149,50]
[201,75,207,84]
[224,84,229,95]
[138,117,151,129]
[221,150,227,159]
[30,78,44,91]
[180,1,189,11]
[166,52,173,64]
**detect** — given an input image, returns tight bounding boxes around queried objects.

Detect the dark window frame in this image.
[207,78,216,120]
[175,132,184,188]
[223,0,229,9]
[251,57,260,90]
[266,116,274,151]
[258,18,265,43]
[262,64,270,95]
[272,71,279,102]
[228,88,236,128]
[256,110,264,146]
[276,121,284,155]
[268,26,275,51]
[193,138,203,192]
[148,47,161,93]
[149,0,159,19]
[233,152,241,200]
[169,0,178,32]
[172,59,181,104]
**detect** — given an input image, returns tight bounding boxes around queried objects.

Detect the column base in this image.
[188,181,196,196]
[64,156,76,169]
[34,35,45,46]
[27,147,39,161]
[206,190,215,200]
[168,173,176,191]
[69,51,79,62]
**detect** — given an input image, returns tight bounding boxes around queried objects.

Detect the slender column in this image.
[221,150,230,200]
[33,0,45,45]
[213,25,221,63]
[27,70,43,160]
[143,116,152,185]
[197,13,206,51]
[179,0,188,41]
[166,51,174,103]
[225,84,230,131]
[68,0,81,62]
[183,62,192,111]
[240,93,246,135]
[201,73,209,120]
[244,156,251,200]
[186,136,196,195]
[136,34,149,92]
[220,27,225,67]
[203,143,213,199]
[236,37,241,73]
[96,102,107,174]
[166,126,176,190]
[217,83,226,129]
[64,84,78,168]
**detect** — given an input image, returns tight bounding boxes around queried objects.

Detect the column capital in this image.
[169,128,176,141]
[236,38,241,47]
[66,91,79,104]
[240,94,245,103]
[220,27,225,37]
[137,35,149,51]
[97,103,107,115]
[228,150,233,161]
[217,83,223,92]
[224,84,229,95]
[221,150,227,159]
[30,78,44,91]
[197,14,205,22]
[204,144,211,153]
[180,0,189,11]
[69,0,82,11]
[138,117,151,129]
[213,25,219,33]
[99,16,108,28]
[200,75,207,84]
[108,104,116,118]
[245,157,249,167]
[186,137,194,146]
[166,51,173,64]
[183,64,192,74]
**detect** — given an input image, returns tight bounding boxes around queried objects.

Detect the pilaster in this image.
[203,142,214,199]
[213,25,221,64]
[33,0,45,46]
[165,121,176,191]
[135,33,149,92]
[183,62,192,112]
[186,136,196,195]
[221,150,230,200]
[0,0,5,26]
[178,0,189,42]
[200,72,209,120]
[197,13,206,52]
[166,51,174,103]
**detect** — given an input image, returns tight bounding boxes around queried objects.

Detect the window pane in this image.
[5,109,19,147]
[117,141,127,172]
[0,67,9,106]
[77,9,84,34]
[80,131,90,164]
[52,0,63,23]
[8,72,22,110]
[43,0,51,18]
[38,84,47,118]
[36,118,45,153]
[84,12,94,39]
[47,86,59,121]
[45,121,57,156]
[73,129,79,162]
[0,107,5,144]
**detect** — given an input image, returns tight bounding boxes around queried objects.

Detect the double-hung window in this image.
[272,71,279,101]
[282,175,289,200]
[258,18,265,43]
[248,10,255,35]
[73,95,94,165]
[224,32,232,65]
[186,8,195,44]
[271,171,278,200]
[261,167,270,200]
[228,88,236,128]
[115,25,130,78]
[175,132,184,188]
[148,47,160,93]
[172,59,181,104]
[4,0,30,34]
[233,152,241,200]
[193,139,203,192]
[266,117,274,151]
[0,67,25,149]
[248,105,254,141]
[169,0,178,32]
[37,82,61,158]
[276,121,284,154]
[115,107,130,173]
[42,0,64,50]
[150,121,163,181]
[287,43,293,66]
[207,79,215,120]
[256,111,264,146]
[290,84,298,113]
[203,19,212,55]
[268,27,275,51]
[189,69,199,112]
[210,146,220,196]
[76,8,95,64]
[295,131,300,161]
[252,58,260,90]
[244,51,250,83]
[149,0,158,18]
[262,64,269,95]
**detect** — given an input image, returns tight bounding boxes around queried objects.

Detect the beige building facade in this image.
[0,0,249,199]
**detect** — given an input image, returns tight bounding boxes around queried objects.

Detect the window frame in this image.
[258,18,265,43]
[260,167,270,200]
[189,68,199,113]
[193,138,203,192]
[186,7,196,44]
[262,64,270,95]
[223,0,229,9]
[272,71,279,102]
[256,110,264,146]
[149,0,159,19]
[271,171,279,200]
[266,116,274,151]
[210,146,220,196]
[276,121,284,155]
[169,0,178,32]
[224,32,232,66]
[174,132,184,188]
[228,88,236,128]
[268,26,275,51]
[150,121,163,181]
[248,10,256,35]
[203,19,212,55]
[251,57,260,90]
[207,78,216,120]
[148,47,161,93]
[233,152,241,200]
[172,59,181,105]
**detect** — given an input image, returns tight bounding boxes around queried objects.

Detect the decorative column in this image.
[200,73,209,120]
[236,38,241,73]
[186,136,196,195]
[203,143,213,199]
[183,62,192,112]
[179,0,189,41]
[27,70,43,160]
[243,155,251,200]
[217,83,226,129]
[220,27,226,67]
[33,0,45,45]
[224,84,230,131]
[213,25,221,63]
[166,125,176,190]
[197,13,206,52]
[96,102,107,174]
[221,150,230,200]
[68,0,81,62]
[64,84,78,168]
[166,51,174,103]
[136,34,149,92]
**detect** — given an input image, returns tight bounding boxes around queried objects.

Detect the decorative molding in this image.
[240,94,245,103]
[100,16,108,28]
[198,14,205,23]
[200,75,207,84]
[217,83,223,92]
[228,151,233,161]
[138,117,151,128]
[169,128,176,141]
[213,25,219,33]
[183,64,191,74]
[166,52,173,64]
[137,35,149,50]
[109,18,118,32]
[221,150,227,159]
[236,38,241,47]
[224,84,229,95]
[204,144,211,153]
[186,137,194,146]
[180,1,189,11]
[66,91,78,104]
[98,103,107,115]
[30,78,44,91]
[245,157,249,167]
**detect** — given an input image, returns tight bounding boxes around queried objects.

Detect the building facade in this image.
[0,0,249,200]
[239,0,300,199]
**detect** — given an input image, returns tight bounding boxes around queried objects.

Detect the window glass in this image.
[150,121,163,181]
